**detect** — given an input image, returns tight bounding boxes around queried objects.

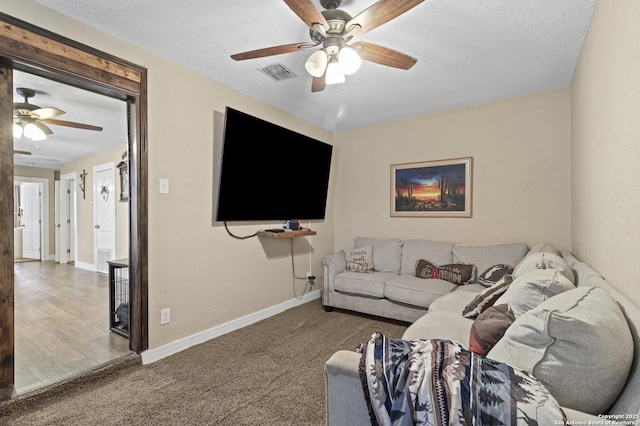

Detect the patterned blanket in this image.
[358,334,566,426]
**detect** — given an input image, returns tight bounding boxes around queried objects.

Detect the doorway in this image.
[13,177,49,262]
[0,12,149,399]
[59,172,77,265]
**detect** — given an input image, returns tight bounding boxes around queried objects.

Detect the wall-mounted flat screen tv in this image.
[215,107,333,222]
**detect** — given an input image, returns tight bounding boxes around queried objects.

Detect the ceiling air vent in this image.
[258,63,297,81]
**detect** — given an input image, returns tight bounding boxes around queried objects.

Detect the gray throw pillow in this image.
[494,269,574,317]
[488,286,634,415]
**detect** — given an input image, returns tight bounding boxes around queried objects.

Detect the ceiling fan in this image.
[231,0,424,92]
[13,87,103,141]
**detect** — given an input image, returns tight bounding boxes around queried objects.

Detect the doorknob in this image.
[95,225,100,229]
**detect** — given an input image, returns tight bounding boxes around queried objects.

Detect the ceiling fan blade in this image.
[231,42,316,61]
[31,107,65,120]
[346,0,424,36]
[311,74,326,93]
[33,120,54,135]
[352,41,417,70]
[42,118,103,131]
[283,0,328,29]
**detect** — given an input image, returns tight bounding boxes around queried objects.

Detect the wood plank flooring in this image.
[13,261,132,396]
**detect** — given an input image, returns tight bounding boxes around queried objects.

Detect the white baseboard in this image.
[75,261,96,271]
[141,289,322,364]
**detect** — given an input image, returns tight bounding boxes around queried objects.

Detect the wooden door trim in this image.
[0,63,15,401]
[0,12,148,397]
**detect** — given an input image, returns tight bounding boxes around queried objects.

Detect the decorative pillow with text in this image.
[345,245,374,272]
[415,259,477,285]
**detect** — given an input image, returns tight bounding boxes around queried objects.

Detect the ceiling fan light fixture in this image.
[13,123,23,139]
[338,46,361,75]
[23,122,47,141]
[325,59,345,85]
[305,49,328,77]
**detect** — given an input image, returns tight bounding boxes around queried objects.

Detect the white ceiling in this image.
[16,0,597,168]
[13,70,127,169]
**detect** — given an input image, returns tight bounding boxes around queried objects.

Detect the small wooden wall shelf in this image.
[257,229,317,239]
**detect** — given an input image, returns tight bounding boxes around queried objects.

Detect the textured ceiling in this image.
[30,0,597,133]
[24,0,596,138]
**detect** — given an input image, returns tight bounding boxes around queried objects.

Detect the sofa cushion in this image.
[384,275,456,309]
[403,310,473,345]
[414,259,477,285]
[513,251,575,284]
[478,264,513,287]
[344,246,374,273]
[469,304,515,356]
[462,274,513,319]
[399,239,455,275]
[354,237,403,274]
[494,269,575,317]
[452,243,528,283]
[334,272,397,298]
[488,286,634,415]
[428,287,482,313]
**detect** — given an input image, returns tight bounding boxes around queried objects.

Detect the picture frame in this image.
[391,157,472,218]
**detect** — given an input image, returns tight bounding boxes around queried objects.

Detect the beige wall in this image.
[571,0,640,305]
[5,0,638,350]
[2,0,335,350]
[333,88,572,251]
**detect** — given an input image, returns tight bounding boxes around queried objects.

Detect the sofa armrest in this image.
[322,251,346,307]
[324,350,370,426]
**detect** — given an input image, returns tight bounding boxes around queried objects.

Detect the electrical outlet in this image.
[306,272,316,286]
[160,308,170,325]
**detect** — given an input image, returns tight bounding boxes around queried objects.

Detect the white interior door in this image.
[94,163,116,273]
[54,180,60,262]
[59,172,77,264]
[20,182,42,260]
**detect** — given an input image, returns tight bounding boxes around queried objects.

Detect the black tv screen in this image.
[215,107,333,222]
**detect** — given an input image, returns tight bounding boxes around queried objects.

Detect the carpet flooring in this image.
[0,298,408,425]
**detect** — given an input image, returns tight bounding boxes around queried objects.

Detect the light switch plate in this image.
[159,178,169,194]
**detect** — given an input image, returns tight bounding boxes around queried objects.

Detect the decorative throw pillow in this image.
[488,286,634,415]
[478,264,513,287]
[462,274,513,319]
[345,245,374,272]
[468,304,515,356]
[415,259,477,285]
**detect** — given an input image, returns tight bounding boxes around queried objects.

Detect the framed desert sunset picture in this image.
[391,157,472,218]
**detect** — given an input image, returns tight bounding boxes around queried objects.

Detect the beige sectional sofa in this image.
[321,236,530,323]
[323,242,640,425]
